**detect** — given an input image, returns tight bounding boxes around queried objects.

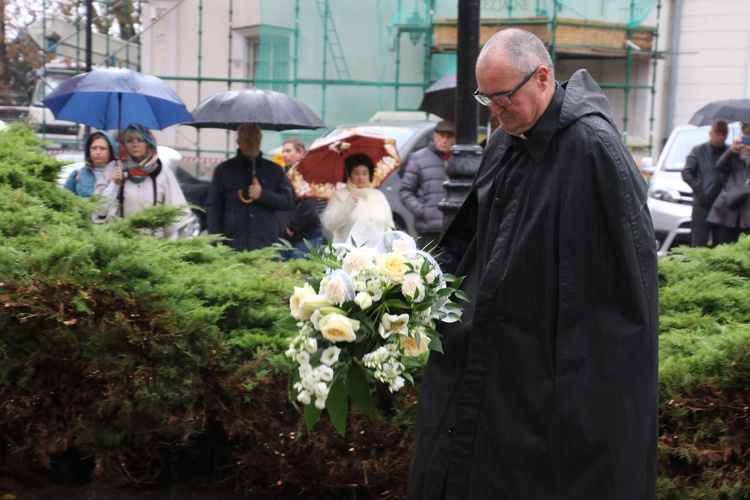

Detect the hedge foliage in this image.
[1,123,749,498]
[0,124,416,498]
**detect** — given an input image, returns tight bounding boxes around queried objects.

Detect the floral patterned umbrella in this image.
[286,131,402,199]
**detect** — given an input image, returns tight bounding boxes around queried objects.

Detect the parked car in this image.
[640,122,741,256]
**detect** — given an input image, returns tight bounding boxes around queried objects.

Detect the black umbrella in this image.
[185,88,326,131]
[418,72,490,123]
[689,99,750,126]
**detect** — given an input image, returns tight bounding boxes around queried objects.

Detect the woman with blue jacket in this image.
[63,130,117,197]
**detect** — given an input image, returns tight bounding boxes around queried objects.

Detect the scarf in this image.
[120,125,160,183]
[346,181,373,198]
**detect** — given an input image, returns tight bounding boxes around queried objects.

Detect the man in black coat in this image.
[206,124,294,251]
[407,28,659,499]
[681,120,729,247]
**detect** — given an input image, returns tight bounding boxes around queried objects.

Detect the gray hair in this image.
[283,136,305,153]
[477,28,554,79]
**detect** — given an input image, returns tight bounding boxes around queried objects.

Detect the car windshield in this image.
[662,124,741,172]
[326,125,418,153]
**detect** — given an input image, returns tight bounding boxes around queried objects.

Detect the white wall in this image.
[671,0,750,131]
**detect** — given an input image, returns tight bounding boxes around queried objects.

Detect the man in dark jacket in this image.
[399,120,455,248]
[206,124,294,251]
[279,137,324,258]
[407,28,659,499]
[681,120,729,247]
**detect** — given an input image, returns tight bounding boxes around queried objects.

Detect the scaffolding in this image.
[30,0,662,159]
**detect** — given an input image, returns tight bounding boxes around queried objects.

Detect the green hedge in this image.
[1,124,749,498]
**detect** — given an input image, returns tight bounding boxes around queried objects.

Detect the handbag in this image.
[725,180,750,209]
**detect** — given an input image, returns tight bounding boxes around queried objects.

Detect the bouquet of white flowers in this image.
[285,222,465,435]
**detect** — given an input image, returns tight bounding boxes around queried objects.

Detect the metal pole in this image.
[85,0,92,72]
[84,0,92,138]
[439,0,483,229]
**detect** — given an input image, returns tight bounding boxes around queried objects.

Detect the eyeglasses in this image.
[473,67,539,107]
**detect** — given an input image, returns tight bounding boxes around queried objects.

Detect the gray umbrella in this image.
[689,99,750,126]
[418,72,490,123]
[185,88,326,131]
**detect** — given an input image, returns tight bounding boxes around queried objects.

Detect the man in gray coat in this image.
[399,120,455,248]
[681,120,729,247]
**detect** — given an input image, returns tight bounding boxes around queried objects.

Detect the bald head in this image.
[475,28,556,137]
[477,28,554,79]
[237,124,262,158]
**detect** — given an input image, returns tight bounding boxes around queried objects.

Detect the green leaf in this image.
[304,403,322,432]
[326,377,348,436]
[275,315,298,330]
[428,336,444,354]
[346,362,373,417]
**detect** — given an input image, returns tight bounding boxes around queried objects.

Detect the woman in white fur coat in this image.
[323,153,394,244]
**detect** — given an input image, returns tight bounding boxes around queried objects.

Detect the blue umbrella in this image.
[41,67,193,131]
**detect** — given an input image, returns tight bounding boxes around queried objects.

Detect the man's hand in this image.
[248,178,262,200]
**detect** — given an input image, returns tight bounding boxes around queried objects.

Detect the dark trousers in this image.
[715,225,750,246]
[691,204,719,247]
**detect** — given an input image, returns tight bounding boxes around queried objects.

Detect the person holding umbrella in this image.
[322,152,394,244]
[63,130,118,197]
[707,122,750,244]
[92,123,192,239]
[680,120,729,247]
[206,124,295,251]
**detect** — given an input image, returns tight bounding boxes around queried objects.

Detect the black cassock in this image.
[408,70,659,500]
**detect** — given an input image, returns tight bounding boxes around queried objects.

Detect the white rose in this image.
[377,253,409,283]
[343,248,376,273]
[391,238,415,253]
[401,273,425,303]
[318,313,359,343]
[401,330,431,357]
[425,269,437,284]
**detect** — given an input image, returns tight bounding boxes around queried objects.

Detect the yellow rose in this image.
[290,283,317,320]
[401,330,431,357]
[318,313,360,343]
[377,252,409,283]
